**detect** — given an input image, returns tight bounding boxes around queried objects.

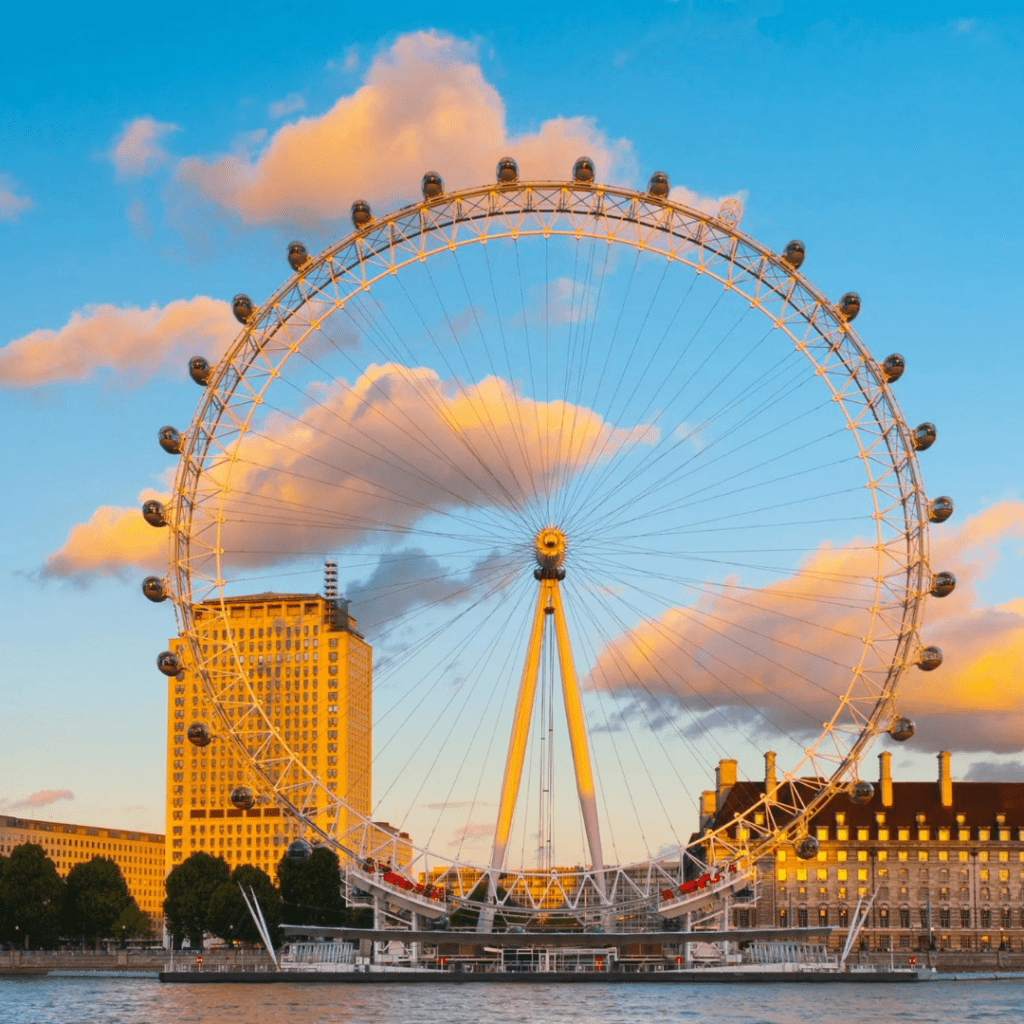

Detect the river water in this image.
[0,977,1021,1024]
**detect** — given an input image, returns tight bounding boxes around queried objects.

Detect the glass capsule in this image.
[782,240,805,269]
[913,423,937,451]
[917,646,944,671]
[351,200,372,228]
[142,500,167,527]
[286,838,312,863]
[187,722,212,747]
[929,496,954,523]
[647,171,670,198]
[881,353,905,383]
[495,156,519,184]
[930,571,956,598]
[839,292,861,321]
[232,294,254,324]
[572,157,595,183]
[421,172,444,199]
[796,836,819,860]
[287,242,309,271]
[158,425,182,455]
[188,356,211,386]
[889,716,916,742]
[717,197,743,226]
[230,786,255,811]
[157,651,182,676]
[141,576,168,602]
[849,780,874,805]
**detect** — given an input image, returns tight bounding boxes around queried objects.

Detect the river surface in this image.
[1,977,1022,1024]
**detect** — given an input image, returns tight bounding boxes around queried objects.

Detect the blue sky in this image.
[1,2,1022,850]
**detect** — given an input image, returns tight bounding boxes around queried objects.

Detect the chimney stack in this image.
[878,751,893,808]
[716,758,737,813]
[938,751,953,807]
[324,560,338,601]
[700,790,717,830]
[764,750,778,799]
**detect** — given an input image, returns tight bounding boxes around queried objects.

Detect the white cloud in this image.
[268,93,305,119]
[0,175,32,221]
[111,117,180,178]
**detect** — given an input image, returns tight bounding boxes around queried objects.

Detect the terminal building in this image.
[701,751,1024,952]
[0,814,165,923]
[165,585,384,875]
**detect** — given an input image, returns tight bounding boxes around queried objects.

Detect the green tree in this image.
[113,903,154,943]
[63,856,134,947]
[0,844,64,948]
[207,864,282,946]
[277,846,345,926]
[163,852,230,948]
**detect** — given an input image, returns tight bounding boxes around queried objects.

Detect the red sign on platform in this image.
[196,955,204,965]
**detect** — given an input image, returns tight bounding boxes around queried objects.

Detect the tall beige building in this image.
[166,591,372,874]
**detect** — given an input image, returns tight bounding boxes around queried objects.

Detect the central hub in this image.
[534,527,567,580]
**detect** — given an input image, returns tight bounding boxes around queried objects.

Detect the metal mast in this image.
[481,528,604,929]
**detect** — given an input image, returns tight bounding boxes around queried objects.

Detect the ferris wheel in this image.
[145,157,955,928]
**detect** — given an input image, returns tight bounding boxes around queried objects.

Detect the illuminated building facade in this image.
[702,752,1024,952]
[166,591,372,874]
[0,814,164,922]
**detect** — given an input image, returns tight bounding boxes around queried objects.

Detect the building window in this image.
[878,908,889,928]
[981,909,992,928]
[919,908,929,928]
[779,909,788,926]
[797,909,808,928]
[899,908,910,929]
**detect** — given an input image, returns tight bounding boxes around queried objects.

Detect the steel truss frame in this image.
[165,178,931,920]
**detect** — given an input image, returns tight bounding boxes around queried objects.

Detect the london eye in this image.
[145,157,953,929]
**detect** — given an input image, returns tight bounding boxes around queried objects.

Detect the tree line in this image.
[0,843,149,949]
[164,846,371,948]
[0,841,371,950]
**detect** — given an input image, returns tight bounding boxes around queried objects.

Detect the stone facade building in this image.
[702,751,1024,952]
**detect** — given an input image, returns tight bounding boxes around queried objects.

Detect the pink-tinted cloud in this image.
[0,174,32,221]
[0,296,235,388]
[42,366,656,585]
[0,788,74,810]
[587,502,1024,755]
[42,489,168,582]
[111,117,180,177]
[177,31,635,225]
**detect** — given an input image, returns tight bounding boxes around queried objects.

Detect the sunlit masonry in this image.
[125,154,986,974]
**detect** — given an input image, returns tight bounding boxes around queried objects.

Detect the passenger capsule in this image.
[506,925,526,934]
[838,292,861,321]
[929,496,954,523]
[495,156,519,184]
[186,721,213,747]
[849,780,874,805]
[647,171,670,198]
[889,716,916,742]
[287,241,309,271]
[157,650,183,677]
[142,500,168,528]
[351,200,372,228]
[930,571,956,598]
[717,197,742,226]
[188,356,212,386]
[232,294,254,324]
[917,646,944,671]
[286,838,312,863]
[572,157,596,183]
[782,240,806,269]
[431,915,450,931]
[421,171,444,199]
[229,786,255,811]
[584,924,605,933]
[881,353,905,383]
[796,836,819,860]
[141,576,168,603]
[158,425,182,455]
[913,422,937,452]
